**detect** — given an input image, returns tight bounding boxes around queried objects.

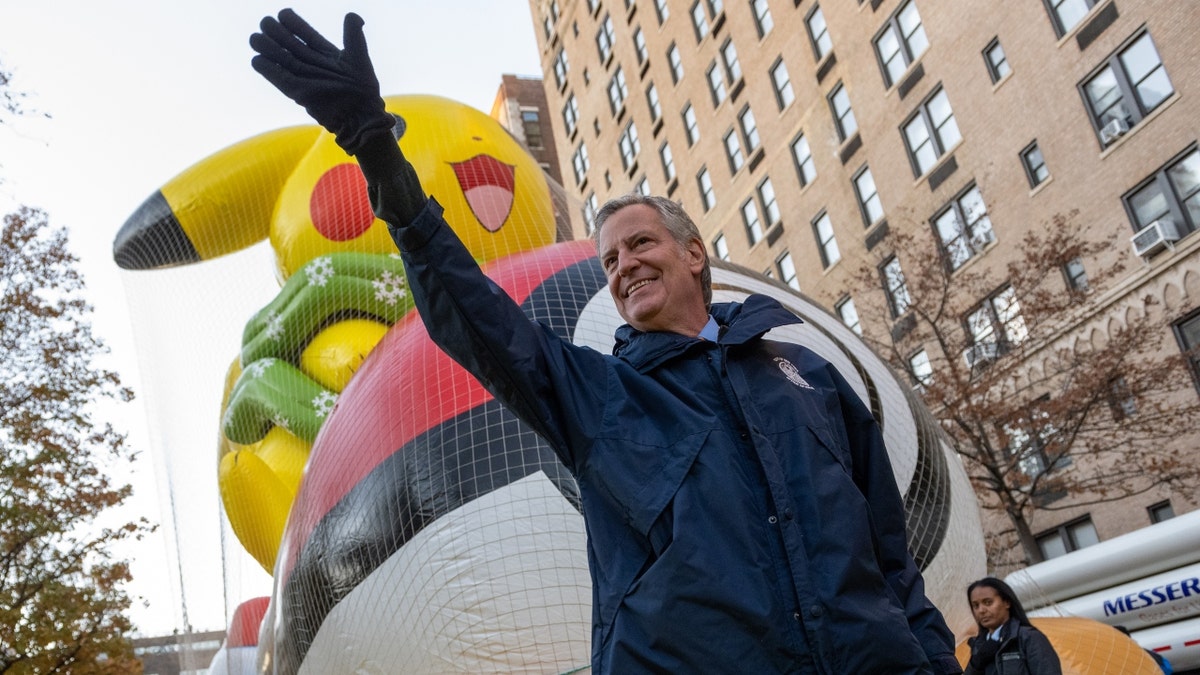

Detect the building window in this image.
[805,6,832,61]
[742,199,765,245]
[1005,401,1061,476]
[597,14,615,63]
[562,94,579,137]
[707,62,728,106]
[882,257,912,317]
[722,39,743,83]
[777,251,799,290]
[646,83,662,122]
[583,192,599,234]
[707,0,724,17]
[608,67,629,114]
[655,0,669,24]
[758,178,780,225]
[634,27,648,65]
[1083,32,1174,146]
[791,133,816,187]
[698,167,716,212]
[553,49,569,89]
[543,15,554,40]
[572,142,590,186]
[1176,309,1200,395]
[713,232,730,261]
[636,176,651,195]
[691,1,710,42]
[1062,257,1089,293]
[853,166,884,226]
[903,86,961,176]
[1124,145,1200,237]
[1148,500,1175,523]
[874,0,929,88]
[739,106,760,152]
[668,43,684,83]
[966,286,1028,355]
[828,82,858,142]
[934,184,995,270]
[660,142,677,183]
[770,58,795,109]
[836,296,862,335]
[1021,142,1049,188]
[751,0,773,37]
[1107,375,1138,421]
[724,129,745,173]
[1036,516,1100,560]
[619,122,641,170]
[909,349,934,388]
[813,211,840,268]
[1044,0,1098,38]
[520,109,543,149]
[682,104,700,146]
[984,38,1011,83]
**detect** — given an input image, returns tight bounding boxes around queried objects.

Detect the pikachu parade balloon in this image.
[114,95,557,573]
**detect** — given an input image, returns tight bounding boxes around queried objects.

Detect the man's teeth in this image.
[627,279,651,296]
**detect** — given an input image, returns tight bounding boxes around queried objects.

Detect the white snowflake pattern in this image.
[311,390,338,418]
[272,412,291,431]
[372,270,408,306]
[264,310,286,341]
[306,256,335,287]
[245,357,277,379]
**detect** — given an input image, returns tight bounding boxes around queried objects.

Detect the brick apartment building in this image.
[524,0,1199,570]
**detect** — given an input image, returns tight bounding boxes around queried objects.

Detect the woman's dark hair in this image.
[967,577,1033,628]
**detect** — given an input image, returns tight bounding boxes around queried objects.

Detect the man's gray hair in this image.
[592,193,712,307]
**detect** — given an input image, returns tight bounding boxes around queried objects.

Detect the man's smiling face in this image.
[597,204,708,335]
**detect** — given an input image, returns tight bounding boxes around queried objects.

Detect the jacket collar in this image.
[612,294,802,371]
[977,617,1022,646]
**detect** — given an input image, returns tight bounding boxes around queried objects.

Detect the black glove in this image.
[251,9,426,226]
[250,9,395,155]
[968,637,1002,670]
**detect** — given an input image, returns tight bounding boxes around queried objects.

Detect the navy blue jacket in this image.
[385,197,960,674]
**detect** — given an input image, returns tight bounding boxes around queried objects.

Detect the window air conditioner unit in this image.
[1099,117,1129,145]
[1131,218,1181,258]
[962,342,999,370]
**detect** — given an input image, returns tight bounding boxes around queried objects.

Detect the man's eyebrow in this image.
[600,227,658,259]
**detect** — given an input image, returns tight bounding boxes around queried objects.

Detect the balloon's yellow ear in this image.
[113,125,322,270]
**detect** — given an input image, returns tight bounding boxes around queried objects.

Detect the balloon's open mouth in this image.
[451,154,516,233]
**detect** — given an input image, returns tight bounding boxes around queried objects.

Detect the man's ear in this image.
[686,237,706,272]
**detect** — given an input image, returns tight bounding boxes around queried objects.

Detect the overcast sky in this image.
[0,0,544,636]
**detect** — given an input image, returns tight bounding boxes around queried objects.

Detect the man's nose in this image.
[616,251,637,276]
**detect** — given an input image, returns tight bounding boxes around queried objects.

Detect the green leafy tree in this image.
[0,205,152,672]
[853,214,1200,570]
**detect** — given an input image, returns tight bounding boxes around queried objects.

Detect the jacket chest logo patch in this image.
[774,357,814,390]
